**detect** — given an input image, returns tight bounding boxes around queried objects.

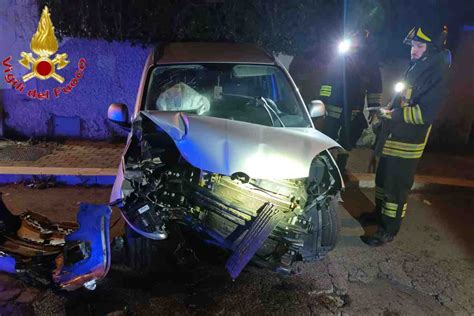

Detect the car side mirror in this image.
[308,100,326,118]
[108,103,131,128]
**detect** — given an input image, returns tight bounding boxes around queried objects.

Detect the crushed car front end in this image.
[112,111,343,278]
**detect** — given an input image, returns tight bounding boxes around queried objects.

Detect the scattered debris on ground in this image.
[0,185,472,315]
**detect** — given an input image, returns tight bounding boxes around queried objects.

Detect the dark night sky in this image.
[381,0,473,57]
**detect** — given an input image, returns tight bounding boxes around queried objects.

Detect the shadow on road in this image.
[413,186,474,259]
[63,225,234,315]
[341,187,377,236]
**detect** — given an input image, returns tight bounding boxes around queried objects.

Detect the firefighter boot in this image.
[357,211,378,226]
[360,228,394,247]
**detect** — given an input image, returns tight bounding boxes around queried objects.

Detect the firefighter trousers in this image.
[374,123,432,236]
[374,156,419,235]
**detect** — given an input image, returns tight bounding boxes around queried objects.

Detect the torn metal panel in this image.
[0,196,69,258]
[16,212,76,246]
[226,203,284,279]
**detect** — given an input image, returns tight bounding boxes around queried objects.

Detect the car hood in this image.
[141,111,341,179]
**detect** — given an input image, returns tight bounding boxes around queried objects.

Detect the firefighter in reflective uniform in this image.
[319,32,383,170]
[361,24,451,246]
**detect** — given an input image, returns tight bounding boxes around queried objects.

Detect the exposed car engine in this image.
[117,115,342,278]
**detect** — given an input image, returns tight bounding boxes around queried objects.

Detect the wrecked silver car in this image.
[108,43,344,279]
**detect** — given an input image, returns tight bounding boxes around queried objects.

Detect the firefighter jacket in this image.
[377,49,451,159]
[391,49,451,125]
[319,56,383,120]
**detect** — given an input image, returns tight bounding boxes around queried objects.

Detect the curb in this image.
[1,167,473,189]
[0,166,116,176]
[0,174,116,185]
[347,172,474,189]
[0,167,117,185]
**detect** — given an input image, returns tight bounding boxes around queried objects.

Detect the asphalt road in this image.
[0,184,473,315]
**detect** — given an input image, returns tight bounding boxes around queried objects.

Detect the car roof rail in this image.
[261,46,276,62]
[152,42,169,64]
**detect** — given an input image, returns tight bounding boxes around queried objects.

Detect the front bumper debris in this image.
[0,194,111,291]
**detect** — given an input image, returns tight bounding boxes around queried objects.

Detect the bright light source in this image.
[338,39,351,54]
[394,82,406,93]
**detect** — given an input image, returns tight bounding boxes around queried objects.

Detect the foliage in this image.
[38,0,386,55]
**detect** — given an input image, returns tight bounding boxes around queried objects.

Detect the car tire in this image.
[300,197,340,261]
[124,225,153,271]
[319,197,340,253]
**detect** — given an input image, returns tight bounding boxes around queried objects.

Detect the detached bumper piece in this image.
[0,195,111,291]
[53,204,112,291]
[226,203,284,279]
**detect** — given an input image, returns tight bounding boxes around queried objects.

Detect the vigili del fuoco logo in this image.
[2,6,86,100]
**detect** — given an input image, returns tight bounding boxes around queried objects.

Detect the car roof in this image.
[152,42,276,65]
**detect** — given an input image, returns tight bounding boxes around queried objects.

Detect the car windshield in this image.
[143,64,312,128]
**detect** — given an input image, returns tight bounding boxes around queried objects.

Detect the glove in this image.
[368,110,379,124]
[378,107,393,120]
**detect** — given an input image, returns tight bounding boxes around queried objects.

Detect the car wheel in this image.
[124,225,153,271]
[319,197,340,253]
[299,197,340,261]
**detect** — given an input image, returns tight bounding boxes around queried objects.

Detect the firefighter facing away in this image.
[318,31,383,170]
[360,24,451,246]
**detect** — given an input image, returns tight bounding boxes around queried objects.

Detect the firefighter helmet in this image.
[404,25,448,48]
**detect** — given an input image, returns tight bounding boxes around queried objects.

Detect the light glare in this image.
[394,82,406,93]
[338,39,351,54]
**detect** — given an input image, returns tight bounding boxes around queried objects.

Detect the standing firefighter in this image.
[361,24,451,246]
[319,31,383,170]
